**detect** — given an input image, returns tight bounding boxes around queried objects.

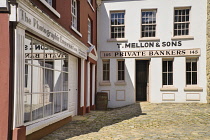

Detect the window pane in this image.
[25,65,32,93]
[168,61,173,72]
[186,62,191,71]
[54,93,61,114]
[192,72,197,84]
[163,73,167,85]
[168,73,173,85]
[24,94,31,123]
[162,61,167,72]
[186,72,191,85]
[45,45,54,68]
[25,36,32,64]
[44,69,54,92]
[192,62,197,71]
[54,49,63,71]
[54,71,63,91]
[32,66,44,93]
[62,56,68,72]
[63,73,68,91]
[62,92,68,111]
[43,93,53,117]
[32,93,44,121]
[32,39,44,66]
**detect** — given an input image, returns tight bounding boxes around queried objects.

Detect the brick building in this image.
[0,0,98,139]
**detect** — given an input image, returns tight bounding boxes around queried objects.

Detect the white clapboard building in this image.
[97,0,207,108]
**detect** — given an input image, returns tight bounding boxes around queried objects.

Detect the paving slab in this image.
[41,102,210,140]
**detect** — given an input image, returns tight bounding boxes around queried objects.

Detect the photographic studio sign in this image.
[117,41,182,48]
[101,48,200,58]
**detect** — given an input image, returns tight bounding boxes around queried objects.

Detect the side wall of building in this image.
[0,13,10,140]
[207,0,210,103]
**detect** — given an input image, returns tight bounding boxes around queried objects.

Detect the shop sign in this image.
[101,48,200,58]
[19,8,87,59]
[117,41,182,48]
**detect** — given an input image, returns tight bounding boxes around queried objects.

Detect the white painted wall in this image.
[97,0,207,108]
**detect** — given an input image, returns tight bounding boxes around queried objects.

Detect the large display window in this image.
[24,35,69,123]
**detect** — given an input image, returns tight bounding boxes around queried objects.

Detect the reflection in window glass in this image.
[54,71,63,91]
[32,39,44,66]
[32,66,44,93]
[24,35,69,123]
[43,93,53,117]
[54,93,61,114]
[24,94,31,123]
[25,36,32,64]
[44,69,54,92]
[32,93,44,121]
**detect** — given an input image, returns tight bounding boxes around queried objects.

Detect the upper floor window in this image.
[186,59,197,85]
[88,18,92,43]
[141,10,156,37]
[71,0,77,29]
[110,11,125,38]
[162,60,173,85]
[45,0,52,6]
[174,8,190,36]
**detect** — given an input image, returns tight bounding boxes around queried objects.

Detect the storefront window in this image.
[24,35,69,123]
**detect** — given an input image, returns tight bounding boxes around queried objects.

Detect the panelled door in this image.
[136,60,149,101]
[69,55,78,116]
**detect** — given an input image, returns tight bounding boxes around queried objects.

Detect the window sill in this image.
[184,86,203,91]
[107,38,128,42]
[71,26,82,37]
[99,81,111,86]
[40,0,60,18]
[171,36,194,40]
[115,81,126,86]
[160,86,178,91]
[139,37,160,41]
[87,1,95,12]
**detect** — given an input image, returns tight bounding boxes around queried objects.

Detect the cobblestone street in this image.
[42,102,210,140]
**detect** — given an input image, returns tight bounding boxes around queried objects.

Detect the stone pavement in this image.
[41,102,210,140]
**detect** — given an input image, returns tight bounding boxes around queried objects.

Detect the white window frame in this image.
[186,58,197,85]
[88,18,92,43]
[71,0,77,29]
[162,60,173,86]
[24,35,69,124]
[117,60,125,81]
[141,9,157,38]
[110,11,125,39]
[102,60,110,81]
[174,7,190,36]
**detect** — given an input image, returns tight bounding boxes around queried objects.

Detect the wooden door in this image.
[69,55,78,116]
[136,60,149,101]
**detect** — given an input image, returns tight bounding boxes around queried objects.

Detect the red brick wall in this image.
[30,0,97,48]
[0,13,10,140]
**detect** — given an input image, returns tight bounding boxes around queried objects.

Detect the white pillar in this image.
[13,24,26,128]
[86,61,90,107]
[92,64,96,105]
[80,59,85,107]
